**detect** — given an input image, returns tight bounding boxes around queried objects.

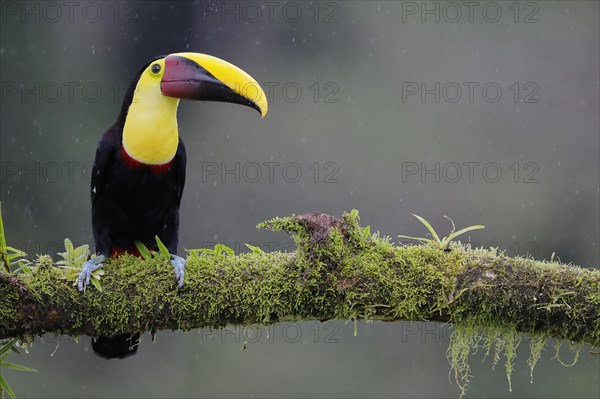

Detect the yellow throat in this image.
[122,58,180,165]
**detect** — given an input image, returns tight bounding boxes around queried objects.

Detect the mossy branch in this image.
[1,211,599,347]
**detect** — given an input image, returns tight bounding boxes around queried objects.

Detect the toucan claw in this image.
[171,255,186,288]
[77,255,106,292]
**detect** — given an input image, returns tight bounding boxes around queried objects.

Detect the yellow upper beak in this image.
[162,52,268,118]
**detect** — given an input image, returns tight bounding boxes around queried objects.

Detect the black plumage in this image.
[89,61,186,359]
[82,52,266,359]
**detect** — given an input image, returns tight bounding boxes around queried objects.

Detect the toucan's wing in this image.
[90,126,120,256]
[159,138,186,255]
[91,127,119,205]
[174,138,187,205]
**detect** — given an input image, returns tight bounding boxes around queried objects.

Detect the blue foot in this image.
[77,255,106,292]
[171,255,186,288]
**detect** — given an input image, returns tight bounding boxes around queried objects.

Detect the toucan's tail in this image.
[92,333,140,359]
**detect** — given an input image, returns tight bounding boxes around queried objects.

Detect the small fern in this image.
[244,243,264,254]
[398,214,484,250]
[0,339,37,399]
[188,243,235,257]
[134,241,153,260]
[0,204,33,275]
[56,239,104,292]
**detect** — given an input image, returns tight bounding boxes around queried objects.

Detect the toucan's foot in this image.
[77,255,106,292]
[171,255,186,288]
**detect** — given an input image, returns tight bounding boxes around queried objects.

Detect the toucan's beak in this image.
[160,52,268,117]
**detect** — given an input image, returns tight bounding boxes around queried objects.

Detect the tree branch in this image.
[1,211,599,348]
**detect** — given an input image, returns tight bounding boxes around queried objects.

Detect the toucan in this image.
[76,52,268,359]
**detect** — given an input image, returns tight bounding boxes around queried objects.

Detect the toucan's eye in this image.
[151,64,161,74]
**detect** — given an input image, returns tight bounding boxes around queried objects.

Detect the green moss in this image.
[1,210,598,397]
[553,340,582,367]
[447,323,477,398]
[528,334,547,383]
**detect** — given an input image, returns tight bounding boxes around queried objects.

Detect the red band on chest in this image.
[120,147,174,174]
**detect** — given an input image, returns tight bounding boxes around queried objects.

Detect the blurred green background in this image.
[1,1,598,397]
